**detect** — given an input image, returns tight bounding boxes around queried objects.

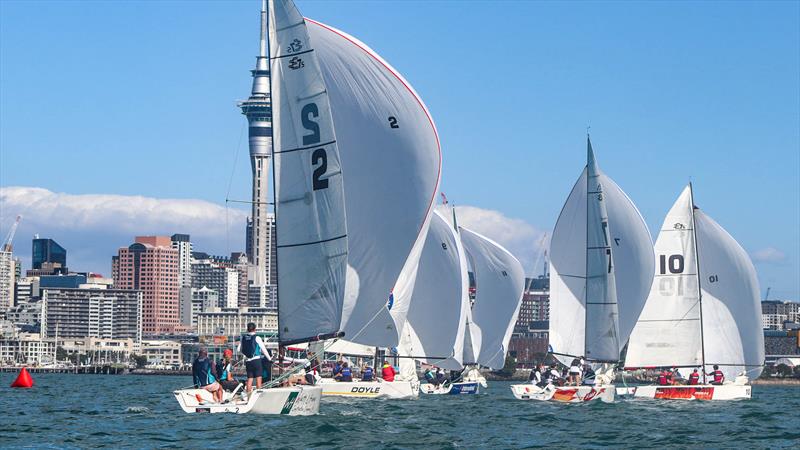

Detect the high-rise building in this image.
[196,307,277,338]
[508,276,550,368]
[170,234,193,288]
[245,215,277,286]
[191,255,239,310]
[180,286,220,329]
[762,300,800,331]
[14,277,39,305]
[41,287,142,341]
[32,238,67,272]
[239,2,273,306]
[112,236,179,335]
[0,251,14,310]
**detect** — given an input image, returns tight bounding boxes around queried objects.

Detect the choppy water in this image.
[1,373,798,448]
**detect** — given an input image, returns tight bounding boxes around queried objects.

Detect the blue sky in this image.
[1,1,798,300]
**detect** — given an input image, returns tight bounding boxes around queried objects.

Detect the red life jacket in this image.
[712,370,724,383]
[382,364,395,382]
[657,371,668,385]
[688,372,700,385]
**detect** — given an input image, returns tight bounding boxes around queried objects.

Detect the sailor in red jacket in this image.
[688,368,701,385]
[381,361,396,382]
[657,369,670,385]
[709,365,725,385]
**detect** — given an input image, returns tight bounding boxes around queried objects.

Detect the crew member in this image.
[529,365,542,386]
[381,360,396,382]
[361,364,375,382]
[568,358,582,386]
[709,365,725,385]
[192,348,222,403]
[217,349,240,392]
[582,364,595,385]
[688,368,700,385]
[547,364,562,386]
[335,362,353,382]
[665,367,676,385]
[237,322,270,395]
[435,368,445,386]
[424,368,436,385]
[657,368,670,386]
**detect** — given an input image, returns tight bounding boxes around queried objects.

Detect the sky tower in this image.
[239,0,272,299]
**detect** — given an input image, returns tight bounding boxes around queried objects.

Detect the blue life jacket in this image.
[192,357,216,387]
[261,355,271,381]
[340,366,353,381]
[362,367,374,381]
[424,371,435,382]
[218,361,231,380]
[240,333,262,358]
[333,363,342,376]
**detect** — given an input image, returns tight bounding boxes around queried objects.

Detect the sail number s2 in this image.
[302,102,329,191]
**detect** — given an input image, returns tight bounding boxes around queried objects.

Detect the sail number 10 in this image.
[302,102,329,191]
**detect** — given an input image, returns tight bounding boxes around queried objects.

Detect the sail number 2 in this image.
[302,103,329,191]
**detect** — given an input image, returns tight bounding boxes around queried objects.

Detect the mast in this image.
[583,136,591,361]
[688,182,708,383]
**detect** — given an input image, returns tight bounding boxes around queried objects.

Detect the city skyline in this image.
[1,1,798,300]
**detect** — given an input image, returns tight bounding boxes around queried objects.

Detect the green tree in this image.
[132,355,148,369]
[496,355,517,377]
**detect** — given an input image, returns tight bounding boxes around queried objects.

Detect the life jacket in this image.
[688,372,700,385]
[240,333,261,359]
[382,364,395,382]
[333,363,342,376]
[340,367,353,381]
[665,372,675,384]
[712,370,724,383]
[424,370,435,382]
[192,357,216,387]
[218,361,231,381]
[657,371,668,385]
[362,367,374,381]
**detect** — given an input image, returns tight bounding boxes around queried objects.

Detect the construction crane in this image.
[765,287,771,301]
[2,215,22,252]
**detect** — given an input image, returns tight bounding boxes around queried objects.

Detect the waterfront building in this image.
[59,337,137,365]
[32,238,67,272]
[762,300,800,331]
[140,340,182,368]
[508,276,550,368]
[5,300,42,331]
[14,277,40,305]
[196,307,277,338]
[112,236,180,335]
[180,286,220,329]
[0,332,54,365]
[41,287,142,341]
[0,250,15,310]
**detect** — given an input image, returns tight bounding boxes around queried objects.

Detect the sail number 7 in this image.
[302,102,329,191]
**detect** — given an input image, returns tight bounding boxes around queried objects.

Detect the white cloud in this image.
[437,205,548,275]
[0,186,248,274]
[752,247,787,264]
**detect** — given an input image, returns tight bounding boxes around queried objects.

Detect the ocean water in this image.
[1,373,798,449]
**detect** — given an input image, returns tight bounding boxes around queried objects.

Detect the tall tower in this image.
[239,0,272,293]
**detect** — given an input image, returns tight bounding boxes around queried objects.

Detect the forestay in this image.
[307,20,441,348]
[549,140,653,364]
[405,210,470,371]
[460,227,525,370]
[269,0,347,343]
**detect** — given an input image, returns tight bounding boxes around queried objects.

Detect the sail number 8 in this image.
[302,103,329,191]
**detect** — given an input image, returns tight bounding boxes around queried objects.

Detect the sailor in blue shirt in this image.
[237,322,271,395]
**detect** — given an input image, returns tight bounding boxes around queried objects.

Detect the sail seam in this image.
[272,48,314,59]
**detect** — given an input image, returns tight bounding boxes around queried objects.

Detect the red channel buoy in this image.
[11,367,34,388]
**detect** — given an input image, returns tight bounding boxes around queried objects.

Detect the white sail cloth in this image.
[459,227,525,370]
[269,0,347,342]
[307,20,441,348]
[549,141,653,363]
[626,185,764,380]
[404,210,470,371]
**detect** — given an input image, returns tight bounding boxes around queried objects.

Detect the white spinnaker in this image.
[626,187,703,368]
[269,0,347,342]
[307,20,441,348]
[460,227,525,370]
[405,211,470,371]
[694,208,764,380]
[462,309,482,366]
[550,141,653,364]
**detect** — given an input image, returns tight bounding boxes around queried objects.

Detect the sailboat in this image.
[405,209,474,395]
[624,184,764,400]
[511,137,654,403]
[456,223,526,391]
[260,0,441,400]
[175,0,350,415]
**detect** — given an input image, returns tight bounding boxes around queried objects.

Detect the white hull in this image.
[173,386,321,415]
[318,378,419,399]
[420,381,480,395]
[631,384,752,400]
[510,384,615,403]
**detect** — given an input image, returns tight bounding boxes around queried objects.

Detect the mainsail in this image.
[307,20,441,348]
[269,0,347,344]
[626,184,764,380]
[459,227,525,370]
[404,210,470,370]
[549,138,653,363]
